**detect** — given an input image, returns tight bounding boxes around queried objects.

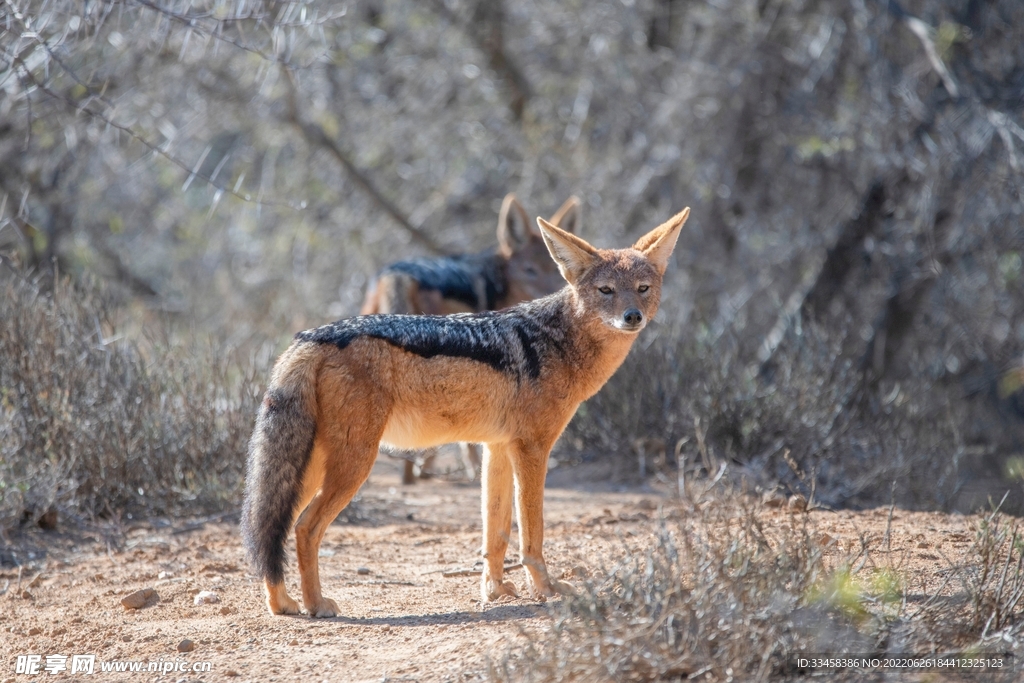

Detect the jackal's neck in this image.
[559,292,642,403]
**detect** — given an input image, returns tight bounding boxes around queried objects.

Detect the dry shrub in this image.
[561,319,987,511]
[0,272,262,531]
[492,486,847,682]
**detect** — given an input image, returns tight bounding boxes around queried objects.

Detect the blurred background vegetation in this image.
[3,0,1024,528]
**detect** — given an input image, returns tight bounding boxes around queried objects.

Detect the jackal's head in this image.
[497,194,581,305]
[537,208,690,335]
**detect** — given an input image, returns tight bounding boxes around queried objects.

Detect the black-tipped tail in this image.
[240,387,315,585]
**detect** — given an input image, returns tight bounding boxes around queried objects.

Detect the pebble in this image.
[176,639,195,653]
[120,588,158,610]
[193,591,220,605]
[357,567,371,575]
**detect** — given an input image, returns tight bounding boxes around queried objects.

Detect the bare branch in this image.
[6,48,293,208]
[424,0,530,120]
[281,67,447,255]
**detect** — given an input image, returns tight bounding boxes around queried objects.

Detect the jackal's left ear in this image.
[633,207,690,275]
[537,217,599,285]
[497,194,533,256]
[549,196,581,235]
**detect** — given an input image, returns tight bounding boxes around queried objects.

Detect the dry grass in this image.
[0,271,262,532]
[960,504,1024,638]
[491,485,1024,682]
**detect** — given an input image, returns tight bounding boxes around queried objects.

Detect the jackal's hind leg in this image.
[460,443,481,481]
[402,456,416,485]
[265,580,301,615]
[481,443,518,601]
[397,447,437,485]
[295,443,378,618]
[415,447,440,480]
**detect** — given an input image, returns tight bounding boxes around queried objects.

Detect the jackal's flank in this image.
[241,207,690,617]
[361,193,580,483]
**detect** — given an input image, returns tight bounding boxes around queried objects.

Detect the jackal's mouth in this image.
[607,318,646,333]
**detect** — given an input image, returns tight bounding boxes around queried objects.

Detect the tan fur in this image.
[360,194,582,483]
[251,207,690,617]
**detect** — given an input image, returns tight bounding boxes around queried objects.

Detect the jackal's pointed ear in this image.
[633,207,690,275]
[497,194,533,256]
[549,196,581,235]
[537,216,599,285]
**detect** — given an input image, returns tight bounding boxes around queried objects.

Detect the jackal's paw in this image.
[482,578,519,602]
[267,589,301,616]
[530,579,576,602]
[306,597,340,618]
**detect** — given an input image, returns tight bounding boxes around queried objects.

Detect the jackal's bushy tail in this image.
[240,347,318,585]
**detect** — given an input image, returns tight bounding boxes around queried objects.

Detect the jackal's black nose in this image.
[623,309,643,326]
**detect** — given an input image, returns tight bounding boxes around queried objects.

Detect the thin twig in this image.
[881,480,896,554]
[902,16,959,98]
[342,579,419,587]
[441,563,522,578]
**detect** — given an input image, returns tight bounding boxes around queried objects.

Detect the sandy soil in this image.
[1,456,989,683]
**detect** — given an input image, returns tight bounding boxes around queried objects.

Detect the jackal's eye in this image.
[598,285,614,295]
[637,285,650,293]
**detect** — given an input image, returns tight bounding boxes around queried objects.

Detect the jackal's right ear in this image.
[537,217,599,285]
[497,194,533,256]
[549,196,581,235]
[633,207,690,275]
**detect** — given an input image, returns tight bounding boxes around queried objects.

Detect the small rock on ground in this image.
[121,588,158,610]
[193,590,220,605]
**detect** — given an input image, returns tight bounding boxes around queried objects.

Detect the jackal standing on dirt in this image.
[361,193,581,483]
[241,206,690,617]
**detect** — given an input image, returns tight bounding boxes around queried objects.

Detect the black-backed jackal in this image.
[241,207,690,617]
[361,193,581,483]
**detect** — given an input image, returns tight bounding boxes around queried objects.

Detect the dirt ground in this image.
[1,454,991,683]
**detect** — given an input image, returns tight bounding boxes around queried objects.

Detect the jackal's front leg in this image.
[512,445,573,600]
[481,443,518,601]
